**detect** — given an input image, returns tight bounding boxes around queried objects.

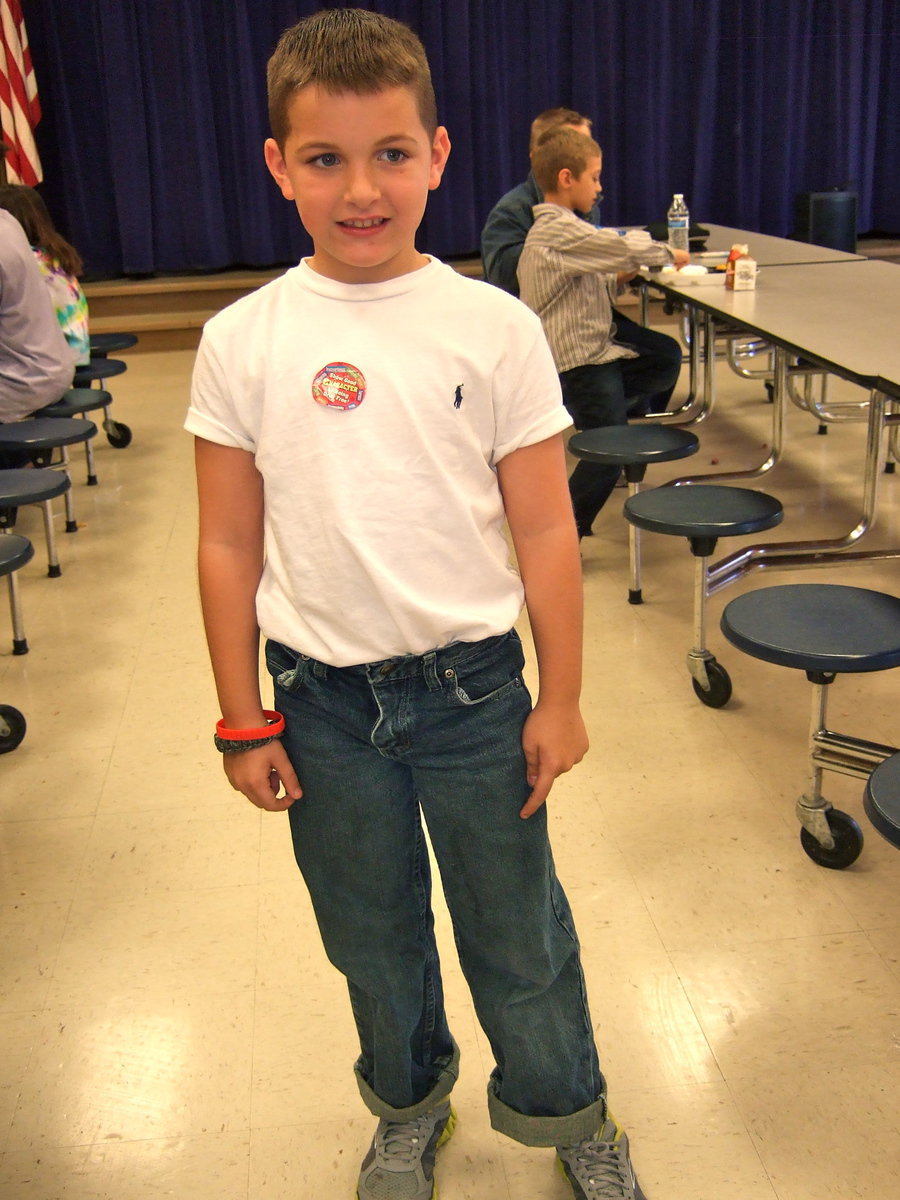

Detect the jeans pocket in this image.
[264,640,308,693]
[443,634,527,707]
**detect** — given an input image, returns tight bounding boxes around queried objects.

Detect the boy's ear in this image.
[557,167,574,190]
[264,138,295,201]
[428,126,452,191]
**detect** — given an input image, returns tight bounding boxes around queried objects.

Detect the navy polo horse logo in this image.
[454,384,463,409]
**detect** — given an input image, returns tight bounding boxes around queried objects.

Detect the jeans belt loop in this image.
[422,650,440,692]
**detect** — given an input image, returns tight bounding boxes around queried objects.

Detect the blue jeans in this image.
[265,630,606,1146]
[562,312,683,535]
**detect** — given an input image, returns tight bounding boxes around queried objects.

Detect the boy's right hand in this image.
[672,248,691,268]
[223,741,303,811]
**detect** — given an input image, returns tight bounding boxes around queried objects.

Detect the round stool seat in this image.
[0,468,70,506]
[73,357,128,385]
[43,388,113,418]
[0,533,34,575]
[569,425,699,466]
[89,333,137,356]
[0,417,96,449]
[624,483,784,539]
[721,584,900,673]
[864,753,900,849]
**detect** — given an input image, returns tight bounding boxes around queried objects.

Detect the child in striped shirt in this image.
[518,129,688,537]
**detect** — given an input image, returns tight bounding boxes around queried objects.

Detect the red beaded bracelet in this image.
[215,711,285,741]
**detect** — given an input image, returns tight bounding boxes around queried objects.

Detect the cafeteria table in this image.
[641,257,900,586]
[638,225,868,420]
[696,223,867,266]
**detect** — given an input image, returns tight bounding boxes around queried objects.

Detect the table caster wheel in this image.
[692,659,732,708]
[0,704,26,753]
[800,809,863,869]
[106,422,132,449]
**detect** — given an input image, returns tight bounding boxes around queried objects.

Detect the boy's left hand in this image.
[520,701,589,818]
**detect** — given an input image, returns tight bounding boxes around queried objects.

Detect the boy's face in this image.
[569,155,602,214]
[265,85,450,284]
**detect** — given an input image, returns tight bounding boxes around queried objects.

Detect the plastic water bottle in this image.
[667,194,690,251]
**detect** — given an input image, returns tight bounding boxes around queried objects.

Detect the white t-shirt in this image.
[186,257,570,666]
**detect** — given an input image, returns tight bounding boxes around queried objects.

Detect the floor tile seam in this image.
[660,957,738,1093]
[63,792,229,897]
[107,508,188,669]
[667,921,897,1065]
[707,737,877,915]
[62,878,265,910]
[0,1127,256,1155]
[668,1005,900,1074]
[30,985,259,1023]
[862,919,900,935]
[0,812,97,908]
[476,1117,516,1199]
[573,808,677,959]
[703,698,810,792]
[715,1074,782,1199]
[666,924,882,960]
[90,798,244,817]
[720,1051,900,1088]
[814,857,900,927]
[861,928,900,982]
[88,550,196,810]
[250,823,275,1119]
[626,937,729,1084]
[0,890,77,1022]
[1,1012,55,1155]
[0,1072,32,1158]
[573,822,718,1052]
[611,1076,748,1102]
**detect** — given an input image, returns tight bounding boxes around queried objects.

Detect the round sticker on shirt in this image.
[311,362,366,411]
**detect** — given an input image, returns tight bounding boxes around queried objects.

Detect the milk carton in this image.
[733,256,758,290]
[725,243,749,289]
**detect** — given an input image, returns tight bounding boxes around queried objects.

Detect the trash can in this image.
[792,190,858,253]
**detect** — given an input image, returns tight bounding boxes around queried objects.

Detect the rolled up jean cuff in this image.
[354,1040,460,1122]
[487,1074,607,1147]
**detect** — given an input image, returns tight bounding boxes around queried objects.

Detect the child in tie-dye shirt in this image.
[0,184,89,366]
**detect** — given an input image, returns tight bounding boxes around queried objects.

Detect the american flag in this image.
[0,0,42,186]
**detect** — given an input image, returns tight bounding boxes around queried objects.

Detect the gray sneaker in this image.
[556,1116,647,1200]
[356,1101,456,1200]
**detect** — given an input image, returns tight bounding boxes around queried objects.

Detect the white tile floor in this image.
[1,332,898,1199]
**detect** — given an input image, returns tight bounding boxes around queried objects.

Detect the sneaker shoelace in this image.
[375,1114,433,1169]
[564,1137,634,1199]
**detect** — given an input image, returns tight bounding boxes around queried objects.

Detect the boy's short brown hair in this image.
[528,107,592,154]
[267,7,437,148]
[531,128,602,195]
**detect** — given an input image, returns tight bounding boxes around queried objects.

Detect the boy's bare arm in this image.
[497,433,589,818]
[194,437,302,811]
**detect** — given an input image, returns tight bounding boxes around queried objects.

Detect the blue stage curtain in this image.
[689,0,889,237]
[21,0,900,278]
[871,0,900,231]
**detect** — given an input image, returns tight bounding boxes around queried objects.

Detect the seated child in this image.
[518,128,689,537]
[0,209,76,466]
[0,184,90,367]
[480,106,595,296]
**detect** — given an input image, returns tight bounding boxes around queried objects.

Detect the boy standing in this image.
[187,10,646,1200]
[518,128,689,538]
